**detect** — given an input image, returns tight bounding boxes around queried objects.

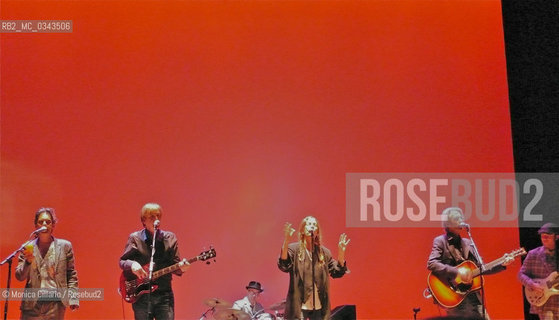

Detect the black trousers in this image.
[132,291,175,320]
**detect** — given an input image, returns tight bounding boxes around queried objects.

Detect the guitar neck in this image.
[151,256,199,280]
[471,256,507,278]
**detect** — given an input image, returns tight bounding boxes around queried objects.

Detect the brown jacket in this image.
[15,237,79,310]
[278,242,347,320]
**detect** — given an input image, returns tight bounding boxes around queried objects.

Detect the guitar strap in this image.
[449,245,465,264]
[447,234,465,264]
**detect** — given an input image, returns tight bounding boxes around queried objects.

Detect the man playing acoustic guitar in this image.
[518,222,559,320]
[427,207,515,319]
[119,203,190,320]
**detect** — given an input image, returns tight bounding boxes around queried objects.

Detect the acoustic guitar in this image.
[427,247,526,308]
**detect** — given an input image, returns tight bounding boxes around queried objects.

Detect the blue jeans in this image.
[132,291,175,320]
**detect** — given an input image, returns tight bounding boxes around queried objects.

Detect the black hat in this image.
[538,222,559,234]
[246,281,263,292]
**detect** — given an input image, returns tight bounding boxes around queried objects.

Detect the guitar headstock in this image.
[510,247,527,258]
[198,246,217,264]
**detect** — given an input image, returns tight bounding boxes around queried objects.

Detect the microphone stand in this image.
[199,306,214,320]
[465,226,487,319]
[146,227,158,320]
[0,233,38,320]
[412,307,420,320]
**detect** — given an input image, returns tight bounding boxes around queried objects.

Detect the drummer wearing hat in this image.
[519,222,559,318]
[232,281,266,319]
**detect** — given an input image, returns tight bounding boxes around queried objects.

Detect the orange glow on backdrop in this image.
[1,1,522,319]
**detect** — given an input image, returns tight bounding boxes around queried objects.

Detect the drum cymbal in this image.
[213,308,251,320]
[203,297,232,309]
[268,300,286,311]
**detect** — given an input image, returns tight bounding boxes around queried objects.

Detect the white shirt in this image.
[232,296,265,318]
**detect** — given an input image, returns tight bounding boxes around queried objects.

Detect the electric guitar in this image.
[427,247,526,308]
[119,247,216,303]
[525,271,559,307]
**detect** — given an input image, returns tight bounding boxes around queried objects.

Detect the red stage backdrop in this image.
[1,1,522,319]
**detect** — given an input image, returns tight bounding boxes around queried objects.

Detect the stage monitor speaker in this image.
[330,305,356,320]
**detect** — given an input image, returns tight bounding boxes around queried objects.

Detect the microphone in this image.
[308,228,319,246]
[459,223,470,231]
[154,220,160,229]
[307,227,316,236]
[30,226,47,236]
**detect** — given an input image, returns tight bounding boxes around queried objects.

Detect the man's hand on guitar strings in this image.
[179,258,190,272]
[457,267,473,284]
[528,281,545,295]
[131,261,147,279]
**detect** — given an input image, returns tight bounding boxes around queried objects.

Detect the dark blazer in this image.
[119,229,183,293]
[278,242,347,320]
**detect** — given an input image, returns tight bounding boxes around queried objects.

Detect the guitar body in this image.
[525,272,559,307]
[426,247,525,309]
[119,266,159,303]
[427,260,483,308]
[119,247,216,304]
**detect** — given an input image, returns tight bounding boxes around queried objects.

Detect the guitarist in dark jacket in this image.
[518,222,559,319]
[119,203,190,320]
[427,207,514,319]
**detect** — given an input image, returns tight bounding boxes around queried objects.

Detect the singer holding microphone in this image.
[278,216,350,320]
[119,203,189,320]
[15,207,79,320]
[427,207,514,319]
